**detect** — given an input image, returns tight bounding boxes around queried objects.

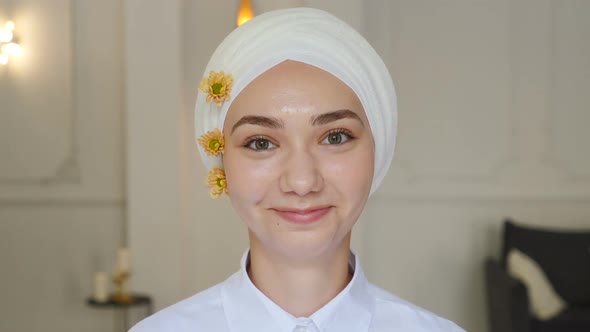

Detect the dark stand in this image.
[87,294,153,331]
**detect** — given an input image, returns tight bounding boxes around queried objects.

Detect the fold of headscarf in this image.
[195,7,397,195]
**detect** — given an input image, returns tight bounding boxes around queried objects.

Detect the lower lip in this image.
[273,207,332,225]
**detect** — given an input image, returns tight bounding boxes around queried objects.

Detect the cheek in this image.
[223,149,279,204]
[323,146,374,195]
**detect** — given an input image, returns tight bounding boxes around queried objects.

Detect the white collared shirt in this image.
[130,250,465,332]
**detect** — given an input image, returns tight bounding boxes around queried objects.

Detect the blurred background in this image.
[0,0,589,331]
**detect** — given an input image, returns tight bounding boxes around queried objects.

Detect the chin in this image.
[251,226,350,262]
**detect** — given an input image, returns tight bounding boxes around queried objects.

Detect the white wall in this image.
[0,0,590,331]
[4,0,588,331]
[0,0,126,331]
[4,0,587,331]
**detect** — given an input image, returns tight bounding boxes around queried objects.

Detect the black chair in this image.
[485,219,590,332]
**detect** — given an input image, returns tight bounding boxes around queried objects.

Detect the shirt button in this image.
[293,325,307,332]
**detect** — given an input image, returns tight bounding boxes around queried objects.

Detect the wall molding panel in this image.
[543,0,590,181]
[368,0,590,199]
[0,0,125,202]
[0,0,80,186]
[0,1,126,331]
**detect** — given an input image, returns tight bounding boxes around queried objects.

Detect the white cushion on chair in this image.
[507,248,567,320]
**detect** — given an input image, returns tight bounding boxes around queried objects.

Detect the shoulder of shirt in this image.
[128,273,232,332]
[366,282,466,332]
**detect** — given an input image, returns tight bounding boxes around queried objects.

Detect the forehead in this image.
[226,60,365,119]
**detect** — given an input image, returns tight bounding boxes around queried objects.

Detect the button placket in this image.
[293,317,320,332]
[293,325,307,332]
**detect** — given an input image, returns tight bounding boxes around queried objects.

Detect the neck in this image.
[247,233,353,317]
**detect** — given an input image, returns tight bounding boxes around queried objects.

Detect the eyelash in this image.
[242,128,356,151]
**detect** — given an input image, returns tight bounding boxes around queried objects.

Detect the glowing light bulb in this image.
[0,53,8,65]
[1,42,22,56]
[5,21,15,31]
[0,29,13,43]
[0,21,22,65]
[237,0,254,27]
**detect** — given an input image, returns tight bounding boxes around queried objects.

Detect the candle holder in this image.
[111,270,133,304]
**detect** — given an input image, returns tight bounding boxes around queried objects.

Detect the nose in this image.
[279,147,324,196]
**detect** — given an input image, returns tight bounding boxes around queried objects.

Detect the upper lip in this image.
[270,206,333,214]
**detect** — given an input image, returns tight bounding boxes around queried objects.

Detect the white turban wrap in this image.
[195,7,397,195]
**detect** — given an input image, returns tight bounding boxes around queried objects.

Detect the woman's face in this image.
[223,60,374,261]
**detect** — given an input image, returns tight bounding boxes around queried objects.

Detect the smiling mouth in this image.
[271,206,333,224]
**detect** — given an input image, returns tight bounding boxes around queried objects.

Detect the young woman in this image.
[130,7,464,332]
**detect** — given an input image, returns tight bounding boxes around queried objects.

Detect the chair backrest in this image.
[501,219,590,305]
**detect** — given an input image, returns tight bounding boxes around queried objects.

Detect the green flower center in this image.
[216,178,225,188]
[209,139,221,151]
[211,82,224,95]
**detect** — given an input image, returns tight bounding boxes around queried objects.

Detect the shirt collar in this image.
[221,249,373,332]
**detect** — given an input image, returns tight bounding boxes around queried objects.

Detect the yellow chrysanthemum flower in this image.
[206,167,228,198]
[199,71,234,106]
[198,128,225,156]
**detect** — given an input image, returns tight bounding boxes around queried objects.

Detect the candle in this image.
[93,272,109,302]
[116,247,130,272]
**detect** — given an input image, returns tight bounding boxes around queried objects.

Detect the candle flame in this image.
[237,0,254,27]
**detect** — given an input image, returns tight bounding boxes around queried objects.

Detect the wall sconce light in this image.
[237,0,255,27]
[0,21,23,65]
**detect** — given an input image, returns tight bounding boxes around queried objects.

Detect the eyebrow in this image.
[311,109,364,127]
[231,115,285,134]
[230,109,364,134]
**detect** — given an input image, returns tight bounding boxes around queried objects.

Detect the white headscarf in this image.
[195,7,397,195]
